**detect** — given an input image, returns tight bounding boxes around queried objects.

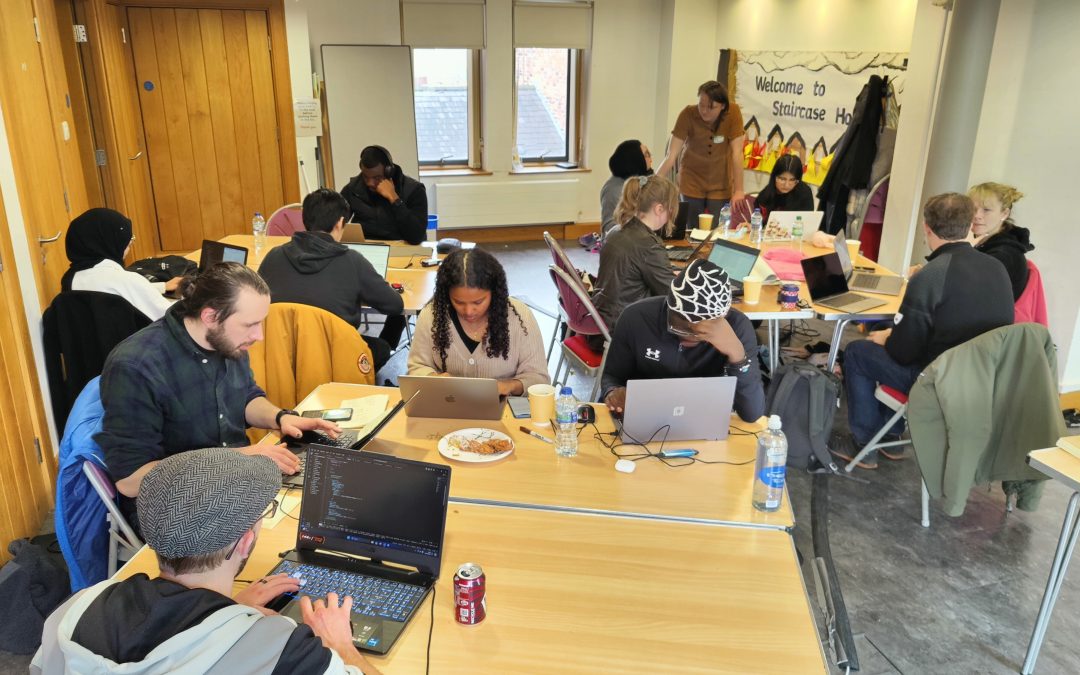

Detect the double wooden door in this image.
[128,7,284,252]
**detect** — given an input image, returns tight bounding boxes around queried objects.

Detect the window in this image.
[413,49,477,167]
[514,48,578,163]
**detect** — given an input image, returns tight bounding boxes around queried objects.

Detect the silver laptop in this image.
[345,242,391,277]
[763,210,823,241]
[341,222,366,243]
[399,375,504,420]
[801,252,887,313]
[834,232,903,296]
[621,377,737,442]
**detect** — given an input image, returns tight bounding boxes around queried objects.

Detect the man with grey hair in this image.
[599,259,765,422]
[834,192,1014,469]
[33,448,381,674]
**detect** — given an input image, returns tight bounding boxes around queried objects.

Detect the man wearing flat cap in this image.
[33,448,381,675]
[600,259,765,422]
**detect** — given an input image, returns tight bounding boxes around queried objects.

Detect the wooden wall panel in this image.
[221,8,265,229]
[244,9,282,217]
[197,8,244,236]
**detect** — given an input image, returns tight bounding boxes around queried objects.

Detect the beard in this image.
[206,323,244,360]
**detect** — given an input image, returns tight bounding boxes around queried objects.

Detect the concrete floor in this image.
[5,237,1079,673]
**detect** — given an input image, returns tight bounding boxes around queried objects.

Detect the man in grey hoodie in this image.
[33,448,380,674]
[258,188,406,370]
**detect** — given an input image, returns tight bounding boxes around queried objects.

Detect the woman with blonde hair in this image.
[590,175,679,346]
[969,182,1032,300]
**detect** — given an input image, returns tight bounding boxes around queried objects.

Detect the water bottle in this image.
[555,386,578,458]
[750,208,763,244]
[252,212,267,254]
[719,203,732,239]
[427,214,439,243]
[792,215,804,251]
[752,415,788,512]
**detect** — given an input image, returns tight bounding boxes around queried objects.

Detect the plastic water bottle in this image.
[719,203,732,239]
[427,214,439,243]
[252,212,267,254]
[555,386,578,458]
[752,415,788,512]
[792,215,804,251]
[750,208,763,244]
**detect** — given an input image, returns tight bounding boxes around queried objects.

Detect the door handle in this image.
[129,151,143,161]
[38,231,62,244]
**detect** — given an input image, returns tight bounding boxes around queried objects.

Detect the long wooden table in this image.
[286,383,795,530]
[117,503,826,674]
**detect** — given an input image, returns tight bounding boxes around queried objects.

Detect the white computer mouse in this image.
[614,459,637,473]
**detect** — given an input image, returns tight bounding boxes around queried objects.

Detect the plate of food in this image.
[438,428,515,463]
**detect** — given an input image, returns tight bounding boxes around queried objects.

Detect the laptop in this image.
[706,239,760,295]
[344,242,391,277]
[834,232,904,296]
[399,375,504,420]
[198,240,248,273]
[800,252,887,313]
[663,201,689,241]
[621,377,737,442]
[762,211,824,241]
[667,222,719,264]
[342,222,366,243]
[282,398,408,488]
[266,446,450,655]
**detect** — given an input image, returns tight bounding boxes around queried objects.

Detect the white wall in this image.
[284,1,316,197]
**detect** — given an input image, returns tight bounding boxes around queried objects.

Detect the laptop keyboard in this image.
[276,560,426,623]
[854,273,881,289]
[827,292,872,308]
[667,248,694,261]
[298,429,359,448]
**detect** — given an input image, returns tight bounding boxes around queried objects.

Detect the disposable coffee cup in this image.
[846,239,860,261]
[528,384,556,427]
[742,277,763,305]
[698,213,714,230]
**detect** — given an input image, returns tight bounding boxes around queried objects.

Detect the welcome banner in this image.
[728,50,907,185]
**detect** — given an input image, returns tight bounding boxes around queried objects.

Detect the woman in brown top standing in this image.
[656,80,746,226]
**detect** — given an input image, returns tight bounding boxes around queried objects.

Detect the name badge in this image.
[712,135,725,144]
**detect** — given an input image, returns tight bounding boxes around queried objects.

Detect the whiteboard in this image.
[321,45,419,191]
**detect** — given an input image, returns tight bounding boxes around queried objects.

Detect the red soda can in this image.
[453,562,486,625]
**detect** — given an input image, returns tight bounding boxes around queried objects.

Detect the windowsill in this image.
[509,165,591,175]
[418,167,493,178]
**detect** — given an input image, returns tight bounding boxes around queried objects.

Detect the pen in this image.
[519,426,554,444]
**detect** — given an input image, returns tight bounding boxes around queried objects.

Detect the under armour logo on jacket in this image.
[645,347,661,361]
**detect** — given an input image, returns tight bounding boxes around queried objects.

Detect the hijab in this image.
[608,140,651,179]
[61,208,133,291]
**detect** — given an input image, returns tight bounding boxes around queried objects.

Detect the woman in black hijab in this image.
[600,139,653,239]
[62,208,176,320]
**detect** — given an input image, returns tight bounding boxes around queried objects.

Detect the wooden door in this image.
[128,7,284,252]
[0,189,54,565]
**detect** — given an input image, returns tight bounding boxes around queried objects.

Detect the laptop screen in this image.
[199,240,249,272]
[222,246,247,264]
[299,446,450,576]
[345,243,391,276]
[833,231,853,278]
[706,239,759,283]
[801,253,849,301]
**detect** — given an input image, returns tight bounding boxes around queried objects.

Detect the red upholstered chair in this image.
[1014,260,1048,327]
[542,231,588,360]
[548,265,611,401]
[267,203,304,236]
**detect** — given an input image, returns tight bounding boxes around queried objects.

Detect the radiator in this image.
[433,179,579,228]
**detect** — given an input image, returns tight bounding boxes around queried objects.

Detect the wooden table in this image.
[187,234,439,315]
[287,383,795,530]
[1022,447,1080,673]
[116,503,825,674]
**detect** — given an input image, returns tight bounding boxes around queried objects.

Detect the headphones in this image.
[362,144,396,179]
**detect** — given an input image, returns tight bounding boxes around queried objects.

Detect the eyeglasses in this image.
[224,498,279,560]
[666,307,700,339]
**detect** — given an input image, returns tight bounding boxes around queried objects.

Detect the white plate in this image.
[438,428,515,463]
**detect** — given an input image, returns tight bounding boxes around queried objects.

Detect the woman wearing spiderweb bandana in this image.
[599,259,765,423]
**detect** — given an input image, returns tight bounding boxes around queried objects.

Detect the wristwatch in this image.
[392,197,405,207]
[725,356,752,375]
[275,408,299,429]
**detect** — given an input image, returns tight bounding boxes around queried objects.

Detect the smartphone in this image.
[301,408,353,422]
[507,396,531,419]
[421,258,442,267]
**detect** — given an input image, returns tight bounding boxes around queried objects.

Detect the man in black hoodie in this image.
[341,145,428,244]
[258,188,406,370]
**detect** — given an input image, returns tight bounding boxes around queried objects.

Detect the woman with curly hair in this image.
[407,248,550,396]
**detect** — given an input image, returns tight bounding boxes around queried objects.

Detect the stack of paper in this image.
[1057,436,1080,459]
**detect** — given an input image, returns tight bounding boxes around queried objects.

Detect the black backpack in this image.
[127,255,197,283]
[764,362,841,471]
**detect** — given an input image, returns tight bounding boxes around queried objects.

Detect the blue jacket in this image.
[54,378,110,592]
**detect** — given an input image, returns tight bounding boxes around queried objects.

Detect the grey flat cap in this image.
[137,447,280,558]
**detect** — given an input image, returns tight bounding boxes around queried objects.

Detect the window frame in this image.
[413,48,483,169]
[513,47,583,165]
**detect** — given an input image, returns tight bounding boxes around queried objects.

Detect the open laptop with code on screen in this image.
[266,446,451,655]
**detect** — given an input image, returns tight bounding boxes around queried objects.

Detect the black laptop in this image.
[198,239,248,273]
[663,201,690,241]
[267,446,451,654]
[705,238,760,296]
[800,253,887,313]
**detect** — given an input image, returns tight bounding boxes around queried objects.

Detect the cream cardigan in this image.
[407,297,551,389]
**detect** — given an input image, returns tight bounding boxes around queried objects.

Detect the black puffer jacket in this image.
[976,224,1033,300]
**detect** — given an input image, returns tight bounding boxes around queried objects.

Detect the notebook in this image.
[621,377,737,442]
[667,223,719,264]
[198,240,248,273]
[834,231,904,296]
[801,252,887,314]
[267,446,450,655]
[345,242,391,277]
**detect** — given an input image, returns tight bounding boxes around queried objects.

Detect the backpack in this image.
[764,362,841,471]
[127,255,197,283]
